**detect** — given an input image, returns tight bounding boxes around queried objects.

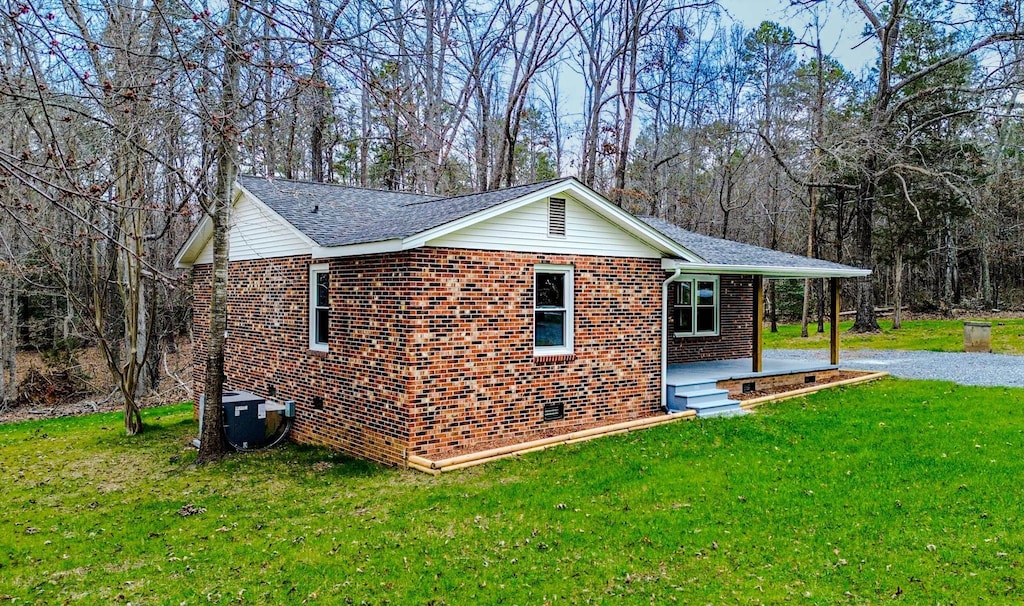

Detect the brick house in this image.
[175,176,869,466]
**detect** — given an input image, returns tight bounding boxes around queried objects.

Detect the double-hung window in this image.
[534,265,573,356]
[309,263,330,351]
[673,276,719,336]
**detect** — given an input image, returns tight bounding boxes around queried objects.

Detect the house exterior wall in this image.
[191,248,665,465]
[404,248,664,459]
[425,195,662,258]
[195,191,311,264]
[191,254,413,465]
[668,274,754,364]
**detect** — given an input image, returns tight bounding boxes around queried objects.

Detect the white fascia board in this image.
[173,182,317,268]
[173,214,213,268]
[661,258,872,278]
[403,179,704,262]
[312,239,404,258]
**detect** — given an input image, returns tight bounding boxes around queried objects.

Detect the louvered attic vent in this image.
[548,198,566,237]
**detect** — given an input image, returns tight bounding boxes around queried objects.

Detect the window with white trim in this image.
[309,263,330,351]
[673,276,719,336]
[534,265,573,355]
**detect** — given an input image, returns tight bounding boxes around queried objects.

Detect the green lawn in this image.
[764,317,1024,355]
[3,380,1024,603]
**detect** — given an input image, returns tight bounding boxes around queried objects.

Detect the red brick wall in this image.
[191,255,413,465]
[404,249,664,459]
[667,275,753,364]
[192,249,665,464]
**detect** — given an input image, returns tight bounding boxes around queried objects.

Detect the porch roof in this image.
[640,217,871,278]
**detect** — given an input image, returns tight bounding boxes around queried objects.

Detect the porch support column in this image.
[830,277,840,365]
[752,275,764,372]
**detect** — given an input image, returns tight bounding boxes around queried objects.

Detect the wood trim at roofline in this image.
[311,239,404,258]
[661,258,872,279]
[174,182,317,268]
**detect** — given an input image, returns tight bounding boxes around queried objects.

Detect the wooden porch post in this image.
[753,275,764,372]
[830,277,840,365]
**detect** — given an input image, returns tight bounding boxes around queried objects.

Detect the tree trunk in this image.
[0,273,15,409]
[262,0,275,178]
[800,279,811,338]
[285,90,298,180]
[980,232,992,308]
[816,278,825,333]
[309,0,326,182]
[613,1,640,203]
[360,70,371,187]
[942,214,955,316]
[892,249,904,329]
[851,160,880,332]
[197,0,241,464]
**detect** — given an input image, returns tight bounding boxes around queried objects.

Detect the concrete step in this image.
[670,380,720,393]
[674,388,731,407]
[667,383,749,418]
[695,404,750,418]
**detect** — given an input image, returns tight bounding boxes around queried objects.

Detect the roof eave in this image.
[312,239,404,258]
[661,258,872,278]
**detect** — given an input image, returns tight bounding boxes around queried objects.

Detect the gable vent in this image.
[548,198,566,237]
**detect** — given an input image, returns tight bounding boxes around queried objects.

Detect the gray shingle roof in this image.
[233,176,866,276]
[639,216,865,273]
[238,175,566,247]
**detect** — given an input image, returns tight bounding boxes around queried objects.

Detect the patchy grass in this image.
[764,317,1024,355]
[3,381,1024,604]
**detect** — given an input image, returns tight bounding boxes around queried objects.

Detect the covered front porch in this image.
[667,356,839,388]
[664,353,844,418]
[661,264,869,418]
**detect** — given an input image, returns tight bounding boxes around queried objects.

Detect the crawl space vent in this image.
[543,401,564,421]
[804,375,817,384]
[548,198,566,237]
[741,382,756,393]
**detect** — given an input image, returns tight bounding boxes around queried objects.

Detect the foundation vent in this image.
[543,401,564,421]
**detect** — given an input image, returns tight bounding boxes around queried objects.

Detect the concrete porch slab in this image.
[667,357,838,387]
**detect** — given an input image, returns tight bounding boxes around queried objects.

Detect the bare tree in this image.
[844,0,1022,330]
[197,0,243,463]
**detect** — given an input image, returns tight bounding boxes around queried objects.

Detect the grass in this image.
[764,317,1024,355]
[3,380,1024,603]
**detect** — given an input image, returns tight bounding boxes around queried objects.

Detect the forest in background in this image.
[1,0,1023,420]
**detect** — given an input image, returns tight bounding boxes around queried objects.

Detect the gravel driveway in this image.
[766,348,1024,388]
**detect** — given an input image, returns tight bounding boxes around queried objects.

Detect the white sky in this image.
[719,0,877,72]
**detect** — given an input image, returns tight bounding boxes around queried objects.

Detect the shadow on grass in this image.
[216,441,391,480]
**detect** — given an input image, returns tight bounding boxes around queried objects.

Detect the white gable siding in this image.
[195,192,311,264]
[425,194,662,258]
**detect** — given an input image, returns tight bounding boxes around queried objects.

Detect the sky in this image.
[719,0,878,72]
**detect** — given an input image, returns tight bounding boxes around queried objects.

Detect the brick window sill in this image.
[308,349,329,358]
[533,354,576,364]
